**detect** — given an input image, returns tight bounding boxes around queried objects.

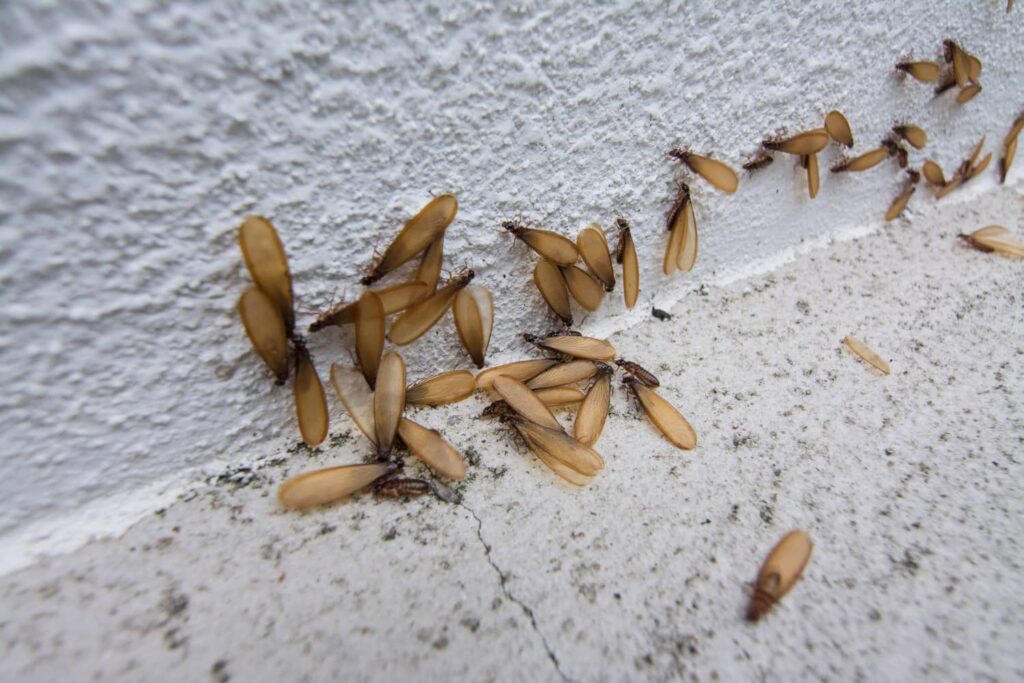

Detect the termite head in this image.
[743,153,774,171]
[830,156,851,173]
[958,233,991,251]
[667,147,690,163]
[595,362,615,376]
[906,169,921,185]
[942,39,958,63]
[481,401,513,418]
[523,332,542,345]
[447,268,475,288]
[881,136,900,157]
[614,217,630,232]
[502,219,525,237]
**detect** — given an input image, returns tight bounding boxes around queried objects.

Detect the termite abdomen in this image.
[615,359,660,387]
[375,477,433,498]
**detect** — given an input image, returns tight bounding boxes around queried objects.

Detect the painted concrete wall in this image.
[0,0,1021,552]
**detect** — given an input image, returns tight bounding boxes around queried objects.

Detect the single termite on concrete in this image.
[577,224,616,291]
[614,218,640,310]
[668,148,739,194]
[237,287,290,384]
[354,290,385,387]
[747,529,814,622]
[573,363,613,446]
[664,183,698,274]
[388,269,475,345]
[524,333,616,361]
[397,418,467,479]
[238,215,295,335]
[406,370,476,406]
[373,351,406,459]
[616,358,660,387]
[892,124,928,150]
[503,219,579,265]
[831,147,889,173]
[652,307,672,321]
[959,226,1024,257]
[762,129,830,156]
[362,194,457,285]
[453,285,494,368]
[534,258,574,326]
[824,111,854,147]
[843,335,891,375]
[623,376,697,450]
[278,462,396,510]
[742,152,774,172]
[896,60,942,83]
[292,339,329,447]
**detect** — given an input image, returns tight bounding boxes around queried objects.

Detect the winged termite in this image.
[526,360,598,390]
[743,153,774,172]
[330,364,377,445]
[1001,132,1018,184]
[965,53,982,83]
[830,147,889,173]
[533,259,574,325]
[417,235,445,293]
[762,129,830,156]
[453,286,494,368]
[947,40,968,87]
[354,290,385,387]
[406,370,475,406]
[475,359,557,391]
[397,418,467,479]
[892,125,927,150]
[885,185,915,222]
[388,269,474,345]
[373,352,406,459]
[362,194,457,285]
[491,375,562,431]
[665,184,698,272]
[624,377,697,450]
[503,220,579,265]
[238,215,295,334]
[896,60,941,83]
[922,159,946,186]
[963,152,991,182]
[310,281,429,332]
[502,414,603,476]
[668,148,739,193]
[614,218,639,309]
[561,265,605,311]
[804,153,820,199]
[747,529,813,622]
[843,335,891,375]
[615,359,659,387]
[824,111,854,147]
[278,462,396,510]
[501,415,597,486]
[576,224,616,291]
[934,172,962,199]
[525,333,616,361]
[956,83,981,104]
[573,364,612,446]
[534,387,586,406]
[959,225,1024,257]
[374,477,433,499]
[293,341,328,446]
[309,299,356,332]
[237,287,290,383]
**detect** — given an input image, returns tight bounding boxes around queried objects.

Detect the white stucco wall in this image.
[0,0,1021,560]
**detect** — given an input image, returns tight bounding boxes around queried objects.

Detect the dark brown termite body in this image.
[375,477,432,498]
[743,153,774,171]
[666,183,691,232]
[615,359,660,387]
[882,136,908,168]
[614,218,631,263]
[652,307,672,321]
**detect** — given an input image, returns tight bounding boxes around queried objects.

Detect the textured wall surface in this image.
[0,0,1021,547]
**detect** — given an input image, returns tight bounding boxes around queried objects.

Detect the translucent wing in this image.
[406,370,476,406]
[397,418,467,480]
[843,335,891,375]
[376,281,430,315]
[278,463,394,510]
[476,359,557,391]
[676,195,698,271]
[897,60,941,83]
[824,111,854,147]
[574,371,611,446]
[922,160,946,186]
[534,386,586,406]
[533,335,616,361]
[956,83,982,103]
[885,186,915,221]
[355,290,385,387]
[627,379,697,450]
[519,229,580,265]
[417,235,445,293]
[237,287,289,383]
[526,360,598,390]
[805,153,819,199]
[388,272,472,345]
[833,147,889,172]
[534,259,573,325]
[685,153,739,193]
[509,417,604,476]
[764,130,830,156]
[561,265,604,311]
[373,351,406,458]
[492,375,562,431]
[363,194,457,284]
[894,125,927,149]
[329,363,377,446]
[747,529,814,621]
[577,224,615,290]
[293,344,328,446]
[621,227,639,309]
[238,215,294,334]
[453,286,493,368]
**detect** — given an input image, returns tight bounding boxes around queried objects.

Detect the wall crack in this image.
[457,501,573,683]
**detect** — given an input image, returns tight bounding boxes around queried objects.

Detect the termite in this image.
[615,358,660,387]
[892,124,927,150]
[668,148,739,194]
[614,218,639,310]
[896,60,942,83]
[502,219,579,265]
[374,477,433,498]
[747,529,814,621]
[362,195,457,285]
[388,269,475,346]
[824,111,854,147]
[622,376,697,450]
[742,153,774,172]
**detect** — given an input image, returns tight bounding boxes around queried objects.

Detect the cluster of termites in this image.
[235,32,1022,622]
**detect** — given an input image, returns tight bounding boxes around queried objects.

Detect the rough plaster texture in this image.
[0,1,1022,575]
[1,187,1022,682]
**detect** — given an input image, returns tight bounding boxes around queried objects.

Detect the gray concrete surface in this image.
[1,187,1022,682]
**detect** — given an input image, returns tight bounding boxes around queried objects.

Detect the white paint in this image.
[0,0,1021,567]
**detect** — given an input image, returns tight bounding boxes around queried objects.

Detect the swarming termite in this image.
[362,195,457,285]
[652,307,672,321]
[668,148,739,194]
[615,359,660,387]
[499,413,604,485]
[664,183,698,274]
[959,226,1024,257]
[882,136,909,169]
[577,224,616,291]
[405,370,476,406]
[830,147,889,173]
[824,111,854,147]
[623,376,697,450]
[747,529,814,622]
[502,219,580,265]
[388,269,475,346]
[524,333,617,361]
[896,60,942,83]
[614,218,639,310]
[453,285,494,368]
[742,153,774,172]
[762,129,830,156]
[573,363,613,446]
